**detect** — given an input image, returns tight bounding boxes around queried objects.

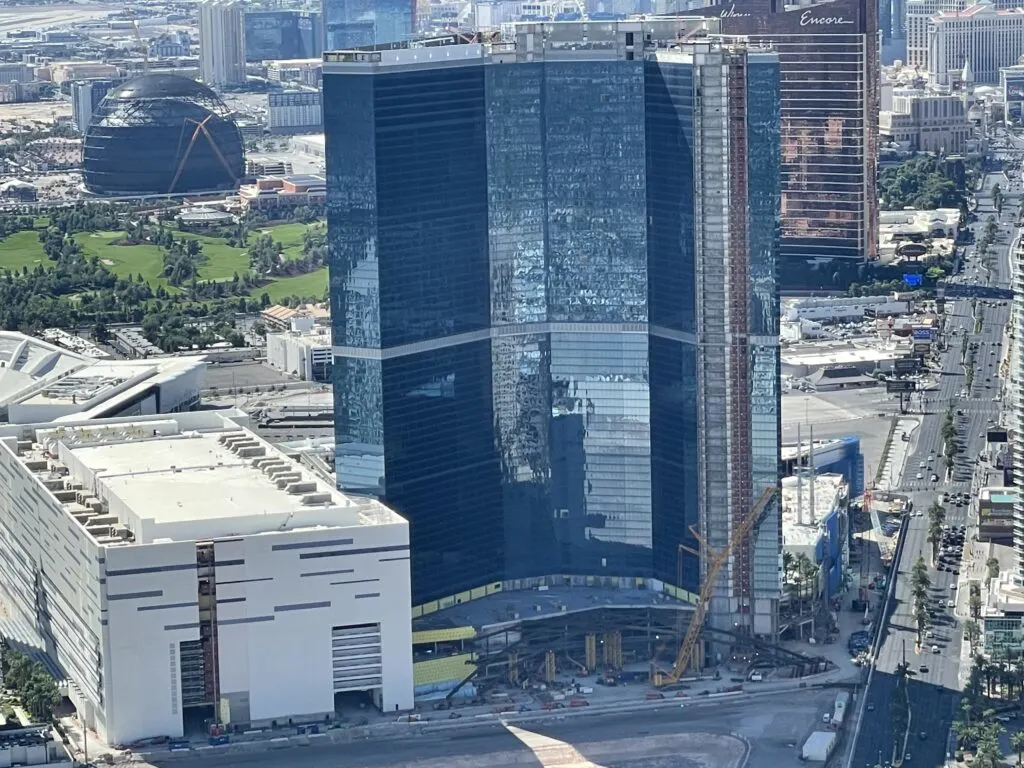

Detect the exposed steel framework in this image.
[83,74,244,197]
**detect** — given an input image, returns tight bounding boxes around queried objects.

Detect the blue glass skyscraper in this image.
[325,21,783,637]
[323,0,414,50]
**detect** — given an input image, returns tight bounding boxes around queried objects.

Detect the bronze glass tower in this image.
[684,0,879,288]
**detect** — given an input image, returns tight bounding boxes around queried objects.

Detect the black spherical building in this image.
[83,74,244,196]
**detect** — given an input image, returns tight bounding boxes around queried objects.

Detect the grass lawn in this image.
[188,234,249,280]
[261,221,325,261]
[73,231,250,285]
[2,223,326,300]
[0,230,52,273]
[251,268,328,303]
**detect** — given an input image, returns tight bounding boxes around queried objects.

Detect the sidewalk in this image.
[876,417,919,492]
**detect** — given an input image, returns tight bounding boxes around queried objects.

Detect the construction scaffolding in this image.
[460,601,830,692]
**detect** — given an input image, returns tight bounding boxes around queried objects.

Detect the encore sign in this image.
[799,10,856,25]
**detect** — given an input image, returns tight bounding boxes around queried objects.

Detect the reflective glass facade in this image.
[686,0,879,277]
[244,11,322,62]
[323,0,414,50]
[326,42,781,607]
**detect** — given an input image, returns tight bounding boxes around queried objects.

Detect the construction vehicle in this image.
[653,486,777,687]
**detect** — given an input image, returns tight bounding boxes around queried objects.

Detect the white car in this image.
[917,472,924,480]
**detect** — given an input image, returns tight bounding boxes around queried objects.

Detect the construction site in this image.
[409,488,837,714]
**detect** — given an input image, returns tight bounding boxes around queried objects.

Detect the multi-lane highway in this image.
[851,166,1018,768]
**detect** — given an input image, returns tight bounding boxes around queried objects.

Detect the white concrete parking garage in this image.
[0,410,412,746]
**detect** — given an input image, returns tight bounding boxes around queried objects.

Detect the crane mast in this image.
[654,486,777,687]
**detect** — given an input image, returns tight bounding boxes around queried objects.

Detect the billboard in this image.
[913,343,932,355]
[903,274,923,287]
[912,328,935,341]
[886,380,916,393]
[988,429,1009,443]
[894,358,918,373]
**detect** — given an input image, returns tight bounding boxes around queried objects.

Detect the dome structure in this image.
[83,74,244,196]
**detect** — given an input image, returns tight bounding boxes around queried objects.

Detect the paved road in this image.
[851,167,1018,768]
[154,692,836,768]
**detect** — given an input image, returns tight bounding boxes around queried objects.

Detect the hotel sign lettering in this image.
[799,10,856,25]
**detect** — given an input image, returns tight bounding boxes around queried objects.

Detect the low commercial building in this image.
[781,473,849,601]
[48,62,121,85]
[781,340,912,378]
[0,410,413,745]
[40,328,108,359]
[878,207,959,264]
[782,295,912,324]
[979,546,1024,655]
[293,133,325,158]
[110,327,164,358]
[237,174,325,210]
[978,486,1016,544]
[261,303,331,331]
[5,357,205,424]
[266,316,331,381]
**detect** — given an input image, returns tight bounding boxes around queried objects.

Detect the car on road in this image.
[932,645,940,654]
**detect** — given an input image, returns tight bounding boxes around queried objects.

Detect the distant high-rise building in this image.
[245,10,323,62]
[71,78,121,133]
[676,0,879,289]
[324,22,783,637]
[199,0,246,87]
[323,0,414,50]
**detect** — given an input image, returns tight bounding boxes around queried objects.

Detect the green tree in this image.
[1010,730,1024,765]
[964,619,981,655]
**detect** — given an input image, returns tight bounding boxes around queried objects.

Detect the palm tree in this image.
[987,557,1001,584]
[1010,730,1024,765]
[782,551,794,586]
[928,517,943,562]
[965,619,982,656]
[954,717,978,749]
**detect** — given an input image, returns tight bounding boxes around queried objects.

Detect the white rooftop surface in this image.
[18,360,166,406]
[0,331,87,402]
[780,439,843,461]
[66,428,401,543]
[781,342,908,366]
[781,473,847,549]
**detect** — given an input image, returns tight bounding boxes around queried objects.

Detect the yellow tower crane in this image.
[653,486,777,687]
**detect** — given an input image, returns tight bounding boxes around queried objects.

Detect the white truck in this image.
[831,691,850,729]
[801,731,837,762]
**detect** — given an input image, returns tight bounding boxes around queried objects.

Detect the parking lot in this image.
[204,361,294,390]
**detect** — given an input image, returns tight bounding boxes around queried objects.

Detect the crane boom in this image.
[655,486,777,687]
[126,8,149,73]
